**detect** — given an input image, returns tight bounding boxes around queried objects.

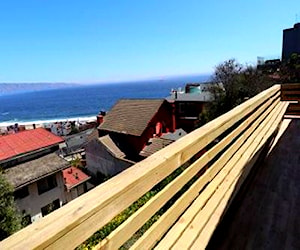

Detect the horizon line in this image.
[0,72,213,85]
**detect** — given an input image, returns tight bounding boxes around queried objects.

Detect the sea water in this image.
[0,76,210,126]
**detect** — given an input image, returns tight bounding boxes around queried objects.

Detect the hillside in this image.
[0,83,78,96]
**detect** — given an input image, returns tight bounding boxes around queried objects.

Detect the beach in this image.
[0,115,98,135]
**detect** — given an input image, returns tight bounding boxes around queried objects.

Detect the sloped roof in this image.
[98,135,126,159]
[140,137,174,157]
[63,128,98,154]
[161,128,187,141]
[166,91,213,102]
[4,153,69,189]
[99,99,165,136]
[63,166,90,190]
[0,128,64,162]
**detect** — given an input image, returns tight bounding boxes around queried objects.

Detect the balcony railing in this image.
[1,84,290,250]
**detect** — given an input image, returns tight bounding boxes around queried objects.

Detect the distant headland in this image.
[0,83,79,96]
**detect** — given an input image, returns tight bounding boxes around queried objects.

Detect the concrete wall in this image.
[85,139,133,179]
[64,183,86,203]
[15,172,66,223]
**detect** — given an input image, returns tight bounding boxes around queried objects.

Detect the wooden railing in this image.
[1,85,289,250]
[281,83,300,115]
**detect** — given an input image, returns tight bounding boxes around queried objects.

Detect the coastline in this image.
[0,115,97,131]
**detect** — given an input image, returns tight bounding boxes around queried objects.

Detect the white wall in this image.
[16,172,66,223]
[86,139,133,178]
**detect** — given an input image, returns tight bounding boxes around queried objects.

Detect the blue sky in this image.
[0,0,299,83]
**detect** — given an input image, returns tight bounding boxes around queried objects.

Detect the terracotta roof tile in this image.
[0,128,64,162]
[63,166,90,189]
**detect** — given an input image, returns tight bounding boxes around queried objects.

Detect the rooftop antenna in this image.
[296,13,299,23]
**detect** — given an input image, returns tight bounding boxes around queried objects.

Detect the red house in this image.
[98,99,175,161]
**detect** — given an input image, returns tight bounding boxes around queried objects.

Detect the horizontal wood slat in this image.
[170,102,287,249]
[132,97,281,250]
[190,102,288,249]
[154,101,286,250]
[98,92,281,250]
[1,85,288,250]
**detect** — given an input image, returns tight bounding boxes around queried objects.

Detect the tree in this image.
[0,172,22,240]
[280,53,300,83]
[206,59,274,121]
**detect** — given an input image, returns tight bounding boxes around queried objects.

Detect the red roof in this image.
[63,166,90,189]
[0,128,64,162]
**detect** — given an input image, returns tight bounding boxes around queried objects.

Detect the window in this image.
[14,186,29,199]
[178,103,185,114]
[37,175,57,195]
[22,214,32,227]
[41,199,60,216]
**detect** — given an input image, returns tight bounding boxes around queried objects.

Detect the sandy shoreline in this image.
[0,115,97,131]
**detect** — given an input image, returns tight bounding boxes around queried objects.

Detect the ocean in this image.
[0,75,210,126]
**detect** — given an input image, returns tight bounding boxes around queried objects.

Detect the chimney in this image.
[171,102,176,132]
[97,115,104,125]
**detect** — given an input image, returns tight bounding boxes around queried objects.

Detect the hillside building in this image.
[166,83,212,132]
[282,23,300,60]
[0,128,90,224]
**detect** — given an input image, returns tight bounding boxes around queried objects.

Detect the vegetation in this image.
[78,163,190,249]
[70,157,83,170]
[204,59,274,122]
[0,172,22,240]
[78,58,278,249]
[280,53,300,83]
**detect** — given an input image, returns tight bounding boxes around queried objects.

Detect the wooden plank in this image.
[286,103,300,115]
[97,93,281,250]
[281,83,300,101]
[190,149,263,250]
[0,86,280,250]
[287,105,300,111]
[151,98,281,249]
[169,102,286,249]
[159,102,284,249]
[281,90,300,95]
[281,83,300,90]
[190,102,288,249]
[132,99,281,250]
[281,96,300,101]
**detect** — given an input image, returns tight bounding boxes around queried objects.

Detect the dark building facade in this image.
[282,23,300,60]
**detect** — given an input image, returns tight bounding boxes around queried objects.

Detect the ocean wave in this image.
[0,115,97,127]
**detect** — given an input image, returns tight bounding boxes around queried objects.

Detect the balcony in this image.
[1,83,299,250]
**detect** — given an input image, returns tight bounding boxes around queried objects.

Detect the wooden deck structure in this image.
[207,117,300,250]
[1,84,299,250]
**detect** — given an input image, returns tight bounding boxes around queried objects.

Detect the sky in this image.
[0,0,299,83]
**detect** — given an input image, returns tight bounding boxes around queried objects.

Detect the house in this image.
[98,99,175,160]
[59,128,98,160]
[0,128,90,224]
[4,153,69,224]
[0,128,63,168]
[166,83,213,132]
[85,135,134,180]
[85,99,175,180]
[63,166,91,202]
